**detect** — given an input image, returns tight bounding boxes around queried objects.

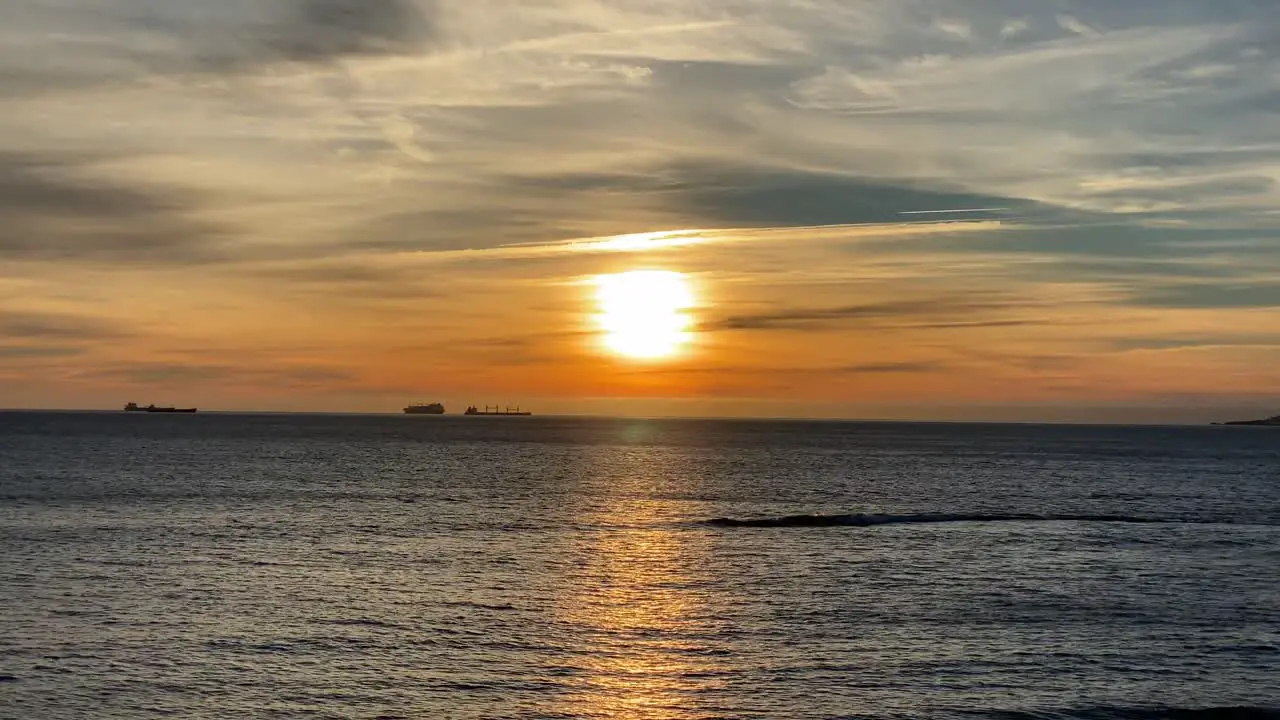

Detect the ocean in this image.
[1,412,1277,719]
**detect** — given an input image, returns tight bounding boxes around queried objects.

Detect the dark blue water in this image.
[1,412,1278,719]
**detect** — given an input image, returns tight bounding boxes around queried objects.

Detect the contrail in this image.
[899,207,1009,215]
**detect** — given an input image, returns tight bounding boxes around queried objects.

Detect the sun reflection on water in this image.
[547,450,731,718]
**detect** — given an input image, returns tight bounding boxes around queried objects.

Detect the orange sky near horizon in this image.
[4,221,1278,421]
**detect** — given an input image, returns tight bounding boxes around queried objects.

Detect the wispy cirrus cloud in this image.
[2,0,440,88]
[0,345,86,360]
[0,309,132,340]
[78,362,357,386]
[700,294,1040,333]
[0,150,230,265]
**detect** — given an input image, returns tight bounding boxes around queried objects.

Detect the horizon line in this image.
[0,406,1266,427]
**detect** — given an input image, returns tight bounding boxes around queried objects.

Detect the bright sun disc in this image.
[594,270,694,359]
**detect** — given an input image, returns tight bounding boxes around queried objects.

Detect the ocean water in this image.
[1,412,1278,720]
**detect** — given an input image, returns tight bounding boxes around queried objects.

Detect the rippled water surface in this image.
[1,412,1278,719]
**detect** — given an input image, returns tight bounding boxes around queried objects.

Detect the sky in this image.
[2,0,1279,422]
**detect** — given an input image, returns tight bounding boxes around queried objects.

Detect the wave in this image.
[441,600,518,612]
[965,707,1280,720]
[316,618,401,629]
[704,512,1237,528]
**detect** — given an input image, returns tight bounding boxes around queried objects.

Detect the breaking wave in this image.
[704,512,1242,528]
[963,707,1280,720]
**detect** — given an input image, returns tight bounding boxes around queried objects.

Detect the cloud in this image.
[1079,175,1275,212]
[0,151,227,265]
[1128,282,1280,309]
[933,18,973,41]
[138,0,437,71]
[463,161,1033,244]
[1000,18,1031,39]
[1111,333,1280,351]
[1056,14,1101,38]
[0,0,443,114]
[778,15,1272,215]
[702,295,1036,332]
[157,0,441,80]
[256,0,438,65]
[788,22,1235,118]
[0,345,86,359]
[80,362,356,386]
[642,162,1036,229]
[0,66,118,100]
[248,260,448,300]
[900,319,1039,331]
[317,155,1024,260]
[888,220,1280,264]
[840,361,944,374]
[0,309,129,340]
[8,1,1270,261]
[618,360,947,378]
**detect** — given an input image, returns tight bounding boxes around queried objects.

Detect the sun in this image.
[593,270,695,359]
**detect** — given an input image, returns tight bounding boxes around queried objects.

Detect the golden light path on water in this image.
[547,445,732,719]
[593,270,696,360]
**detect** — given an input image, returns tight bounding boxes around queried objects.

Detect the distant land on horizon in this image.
[1215,414,1280,427]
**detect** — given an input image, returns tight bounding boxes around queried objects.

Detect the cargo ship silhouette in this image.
[465,405,532,416]
[402,402,533,415]
[403,402,446,415]
[124,402,197,414]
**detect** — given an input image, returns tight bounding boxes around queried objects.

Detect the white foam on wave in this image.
[704,512,1241,528]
